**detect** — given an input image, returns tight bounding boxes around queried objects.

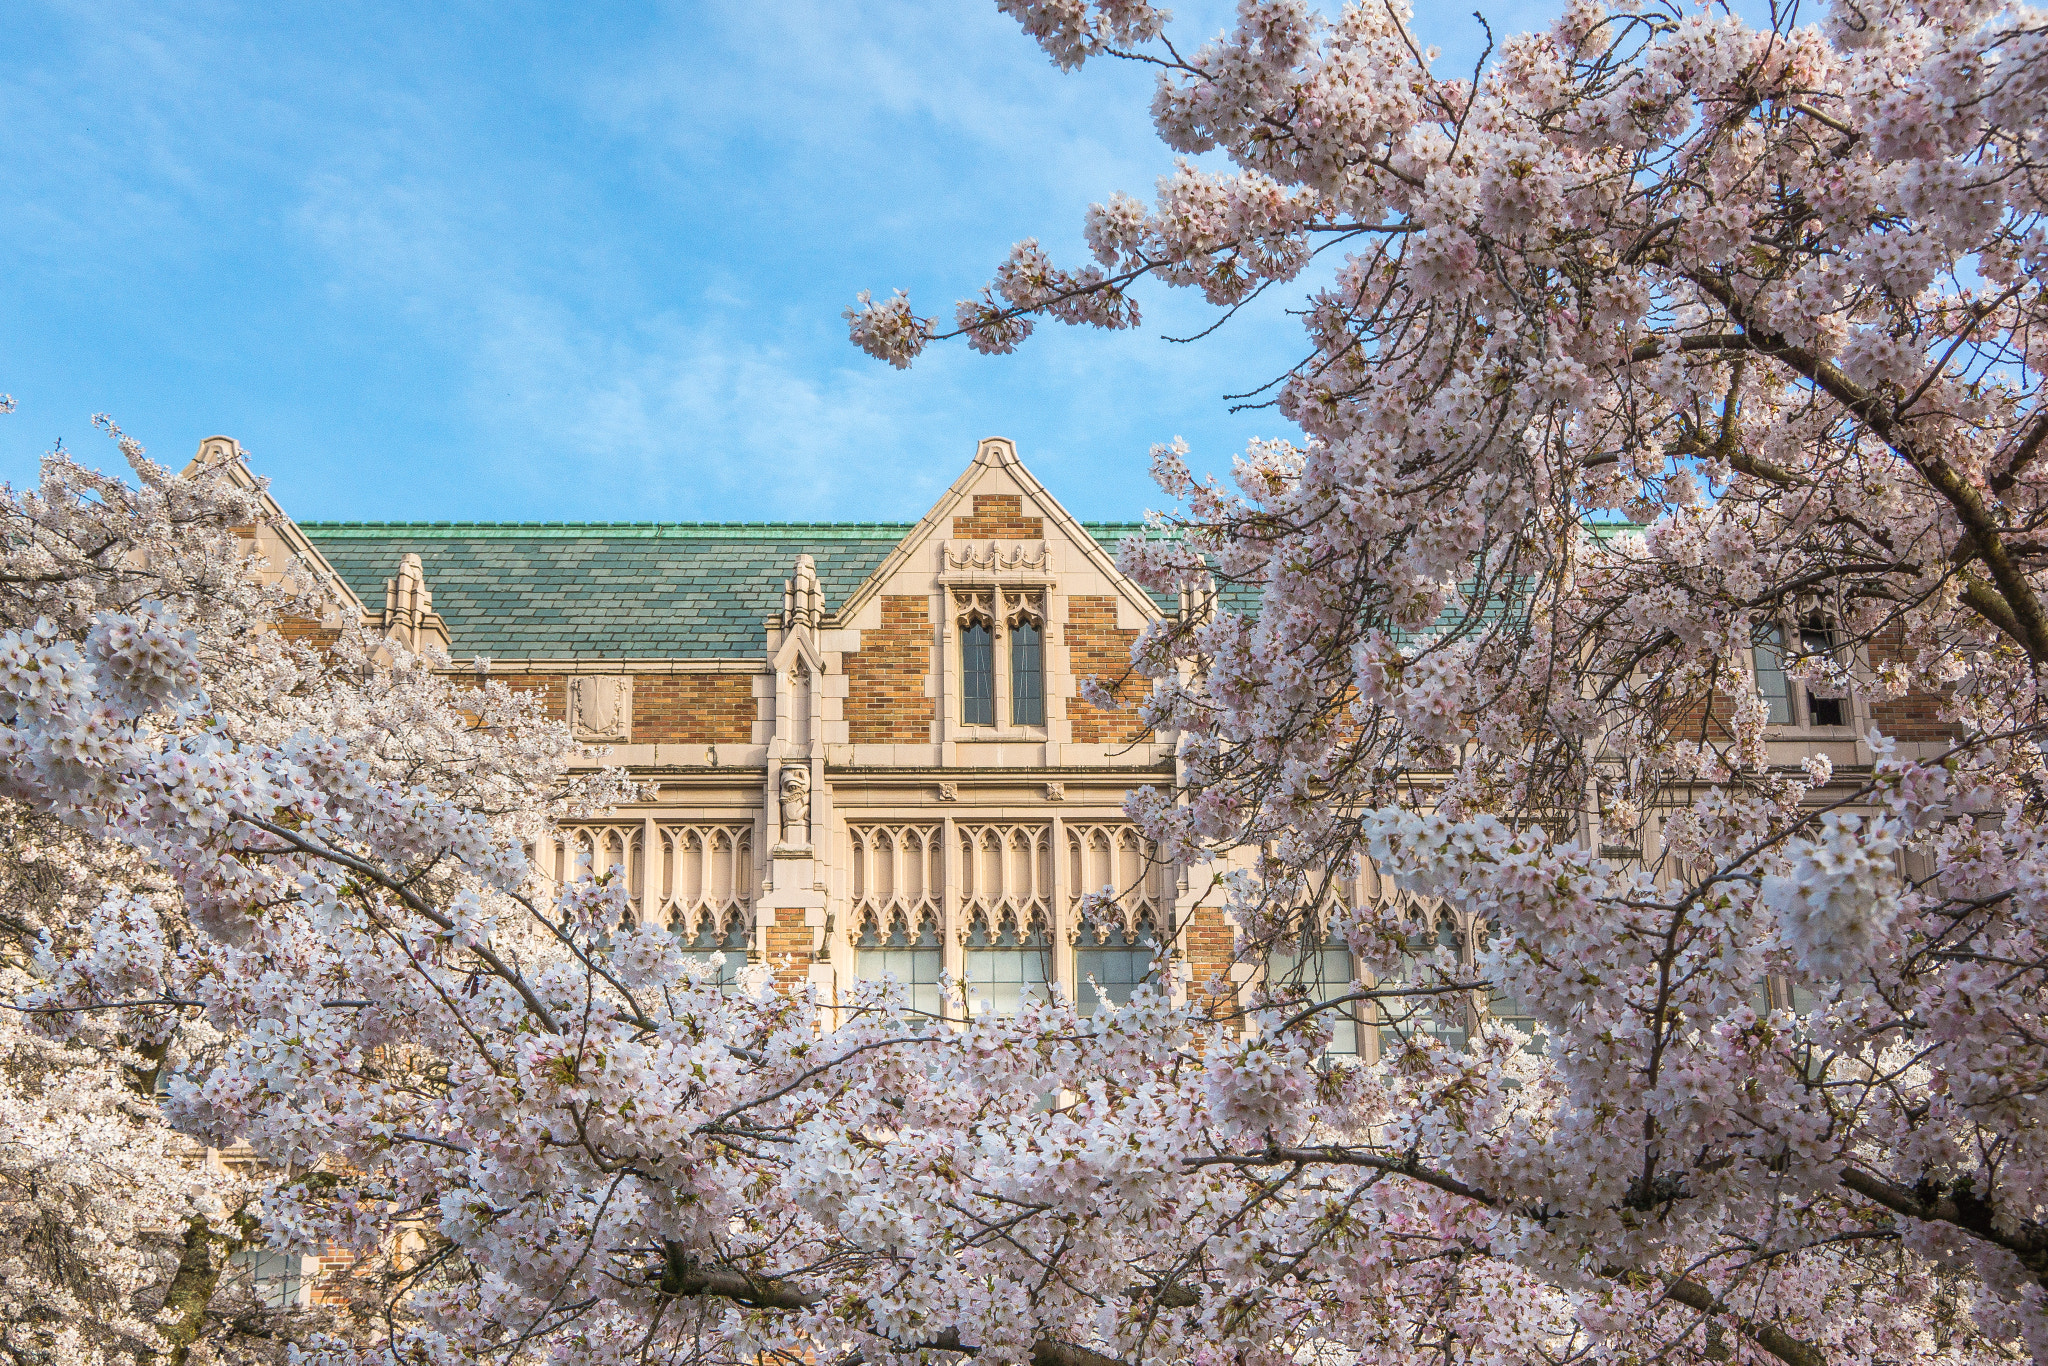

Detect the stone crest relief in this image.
[568,675,632,742]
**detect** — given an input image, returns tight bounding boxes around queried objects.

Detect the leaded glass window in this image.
[678,914,747,987]
[232,1249,306,1309]
[1076,918,1157,1016]
[1378,918,1469,1054]
[1011,621,1043,726]
[1267,926,1360,1056]
[856,914,943,1019]
[1802,625,1846,726]
[964,914,1050,1015]
[1753,625,1794,724]
[963,621,995,726]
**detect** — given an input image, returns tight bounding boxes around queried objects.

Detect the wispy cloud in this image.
[0,0,1568,522]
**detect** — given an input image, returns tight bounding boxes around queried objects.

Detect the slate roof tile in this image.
[300,521,1168,659]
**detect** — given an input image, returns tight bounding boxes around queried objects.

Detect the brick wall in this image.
[952,494,1044,540]
[766,923,813,990]
[277,616,341,653]
[1666,686,1738,745]
[1183,903,1240,1021]
[1870,690,1957,741]
[1065,595,1149,744]
[1867,625,1960,742]
[635,674,755,744]
[488,673,568,719]
[846,595,935,743]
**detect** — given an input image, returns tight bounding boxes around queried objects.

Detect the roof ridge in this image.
[296,520,922,529]
[295,520,1170,540]
[296,519,1159,528]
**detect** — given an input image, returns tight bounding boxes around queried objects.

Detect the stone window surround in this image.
[1750,613,1867,737]
[843,815,1176,1020]
[935,539,1060,747]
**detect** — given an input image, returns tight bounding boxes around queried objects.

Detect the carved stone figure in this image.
[569,675,631,742]
[778,765,812,848]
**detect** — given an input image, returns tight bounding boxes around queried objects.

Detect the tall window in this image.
[1267,924,1361,1056]
[1011,620,1044,726]
[954,588,1047,731]
[1076,918,1156,1015]
[856,913,942,1019]
[962,621,995,726]
[1801,625,1846,726]
[1754,625,1794,724]
[964,913,1051,1015]
[1754,623,1848,728]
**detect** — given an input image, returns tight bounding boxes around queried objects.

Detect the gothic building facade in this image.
[209,435,1247,1030]
[199,432,1951,1059]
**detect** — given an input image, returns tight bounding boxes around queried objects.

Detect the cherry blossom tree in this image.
[841,0,2048,1359]
[0,421,624,1365]
[19,2,2048,1365]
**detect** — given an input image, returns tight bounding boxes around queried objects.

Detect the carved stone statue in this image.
[778,765,812,849]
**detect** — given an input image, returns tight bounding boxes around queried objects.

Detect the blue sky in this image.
[1,0,1554,523]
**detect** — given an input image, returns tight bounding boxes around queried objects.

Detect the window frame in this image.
[232,1249,312,1309]
[1751,617,1855,732]
[1011,618,1044,727]
[1263,918,1362,1058]
[949,587,1049,735]
[855,911,944,1020]
[1074,916,1160,1016]
[961,619,996,727]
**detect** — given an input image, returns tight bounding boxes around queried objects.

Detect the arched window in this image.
[962,621,995,726]
[856,913,942,1019]
[964,913,1050,1016]
[1075,917,1157,1015]
[677,914,747,987]
[1011,620,1043,726]
[1267,921,1360,1056]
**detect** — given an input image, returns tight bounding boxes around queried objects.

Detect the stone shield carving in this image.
[569,675,632,742]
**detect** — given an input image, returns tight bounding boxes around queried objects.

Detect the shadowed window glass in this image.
[1011,621,1043,726]
[1076,920,1157,1016]
[1753,625,1793,724]
[963,622,994,726]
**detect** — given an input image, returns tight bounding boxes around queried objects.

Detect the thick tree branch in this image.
[1659,1275,1826,1366]
[1840,1167,2048,1283]
[657,1246,1131,1366]
[156,1214,243,1366]
[1685,271,2048,662]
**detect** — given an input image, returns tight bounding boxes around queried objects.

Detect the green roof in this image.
[298,521,1162,659]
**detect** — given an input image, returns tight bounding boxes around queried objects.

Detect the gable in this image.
[831,437,1168,631]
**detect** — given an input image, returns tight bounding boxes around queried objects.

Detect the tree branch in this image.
[1685,270,2048,662]
[656,1247,1131,1366]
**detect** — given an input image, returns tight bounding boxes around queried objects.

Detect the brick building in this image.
[199,432,1950,1055]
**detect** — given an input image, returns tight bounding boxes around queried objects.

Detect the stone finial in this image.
[781,553,822,632]
[382,552,451,653]
[192,435,245,470]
